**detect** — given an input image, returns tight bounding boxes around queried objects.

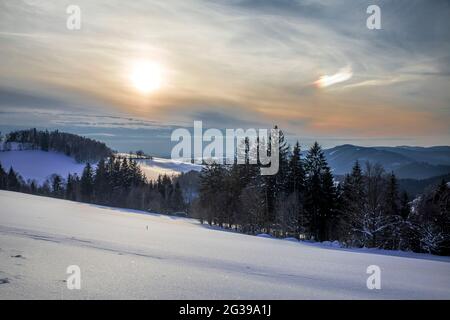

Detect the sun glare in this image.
[130,60,163,93]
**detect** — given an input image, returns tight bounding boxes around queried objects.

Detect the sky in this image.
[0,0,449,156]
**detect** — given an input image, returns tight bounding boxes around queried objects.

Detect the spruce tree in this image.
[7,167,21,191]
[304,142,329,241]
[171,181,185,212]
[80,163,94,202]
[287,141,305,194]
[321,166,338,240]
[0,162,7,189]
[340,161,366,245]
[93,158,109,204]
[65,173,75,200]
[51,175,63,198]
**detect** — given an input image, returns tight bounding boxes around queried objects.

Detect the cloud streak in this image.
[314,66,353,88]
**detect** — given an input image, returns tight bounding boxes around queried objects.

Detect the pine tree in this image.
[80,163,94,202]
[0,162,7,189]
[129,159,144,186]
[383,172,402,249]
[304,142,329,241]
[199,163,226,225]
[40,130,49,151]
[30,181,37,194]
[274,127,290,194]
[51,174,63,198]
[340,161,366,246]
[65,173,75,200]
[399,191,411,219]
[93,158,109,204]
[171,181,185,212]
[321,166,338,240]
[385,172,400,216]
[7,167,21,191]
[288,141,305,193]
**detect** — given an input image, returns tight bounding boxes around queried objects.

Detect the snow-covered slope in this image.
[0,150,201,184]
[0,190,449,299]
[0,150,86,183]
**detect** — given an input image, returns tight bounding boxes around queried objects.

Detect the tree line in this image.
[3,128,112,162]
[193,131,450,255]
[0,156,185,214]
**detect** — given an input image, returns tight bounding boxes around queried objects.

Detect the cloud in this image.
[314,66,353,88]
[0,0,449,147]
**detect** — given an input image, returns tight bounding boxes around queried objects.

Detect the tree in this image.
[321,166,339,240]
[287,141,305,194]
[340,161,366,246]
[199,163,226,225]
[171,181,185,212]
[93,158,110,204]
[413,179,450,254]
[51,174,63,198]
[239,183,266,234]
[399,191,411,220]
[275,192,303,238]
[65,173,77,201]
[359,162,392,248]
[7,167,21,191]
[304,142,332,241]
[384,172,400,216]
[383,172,401,249]
[0,162,7,189]
[80,163,94,202]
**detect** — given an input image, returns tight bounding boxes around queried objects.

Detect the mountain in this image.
[324,144,450,179]
[1,190,449,299]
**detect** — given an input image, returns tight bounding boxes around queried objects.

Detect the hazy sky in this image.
[1,0,449,154]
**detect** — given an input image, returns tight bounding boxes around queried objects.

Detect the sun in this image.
[130,60,163,93]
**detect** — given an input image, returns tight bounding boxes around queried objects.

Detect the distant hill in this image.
[3,128,113,163]
[324,144,450,179]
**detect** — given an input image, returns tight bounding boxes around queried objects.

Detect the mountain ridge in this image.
[323,144,450,179]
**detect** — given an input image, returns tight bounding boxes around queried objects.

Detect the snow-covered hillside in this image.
[0,150,201,184]
[0,150,85,184]
[0,190,449,299]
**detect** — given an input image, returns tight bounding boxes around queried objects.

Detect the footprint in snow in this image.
[0,278,10,285]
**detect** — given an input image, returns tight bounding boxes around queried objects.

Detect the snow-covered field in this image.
[0,190,449,299]
[0,150,85,184]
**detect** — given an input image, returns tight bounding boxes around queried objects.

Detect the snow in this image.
[256,233,273,238]
[0,142,34,151]
[0,150,86,184]
[0,150,202,184]
[1,190,450,299]
[136,157,202,181]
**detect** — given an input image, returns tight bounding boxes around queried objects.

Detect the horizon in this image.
[1,125,449,159]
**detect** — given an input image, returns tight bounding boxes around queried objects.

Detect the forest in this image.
[0,129,449,255]
[3,128,112,162]
[192,131,450,255]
